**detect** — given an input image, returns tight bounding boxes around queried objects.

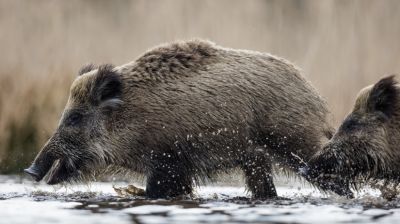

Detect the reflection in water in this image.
[0,175,400,224]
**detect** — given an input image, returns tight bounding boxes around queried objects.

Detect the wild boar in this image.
[302,75,400,197]
[25,39,340,198]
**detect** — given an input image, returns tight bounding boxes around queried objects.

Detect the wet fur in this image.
[32,39,335,198]
[306,75,400,196]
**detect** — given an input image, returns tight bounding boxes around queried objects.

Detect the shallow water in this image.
[0,175,400,224]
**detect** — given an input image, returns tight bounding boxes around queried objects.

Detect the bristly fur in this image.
[79,63,97,76]
[27,39,336,199]
[304,75,400,198]
[115,39,220,87]
[367,75,398,118]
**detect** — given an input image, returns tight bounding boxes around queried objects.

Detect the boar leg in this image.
[241,151,277,199]
[146,155,193,198]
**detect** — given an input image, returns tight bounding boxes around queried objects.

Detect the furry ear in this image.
[367,75,398,117]
[78,63,97,76]
[91,64,123,110]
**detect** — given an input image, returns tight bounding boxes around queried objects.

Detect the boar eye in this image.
[66,113,83,126]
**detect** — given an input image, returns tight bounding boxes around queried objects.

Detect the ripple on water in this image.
[1,175,400,224]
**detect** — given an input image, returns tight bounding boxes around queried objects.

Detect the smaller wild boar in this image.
[302,75,400,195]
[24,39,347,199]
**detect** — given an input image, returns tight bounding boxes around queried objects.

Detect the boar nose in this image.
[298,166,310,176]
[299,165,319,180]
[24,164,42,182]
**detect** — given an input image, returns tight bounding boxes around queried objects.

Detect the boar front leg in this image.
[146,154,193,199]
[241,150,277,199]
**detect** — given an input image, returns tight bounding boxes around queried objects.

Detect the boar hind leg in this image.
[146,157,193,199]
[241,151,277,199]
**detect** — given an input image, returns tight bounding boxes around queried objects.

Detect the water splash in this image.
[1,175,400,224]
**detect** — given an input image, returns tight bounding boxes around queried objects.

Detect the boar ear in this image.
[367,75,398,117]
[91,64,123,110]
[78,63,97,76]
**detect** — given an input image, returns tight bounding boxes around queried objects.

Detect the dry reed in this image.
[0,0,399,172]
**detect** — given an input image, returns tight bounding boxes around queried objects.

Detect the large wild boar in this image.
[302,75,400,196]
[24,40,343,198]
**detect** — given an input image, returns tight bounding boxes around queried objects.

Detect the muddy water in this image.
[0,175,400,224]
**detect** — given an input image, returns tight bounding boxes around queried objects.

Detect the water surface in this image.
[0,175,399,224]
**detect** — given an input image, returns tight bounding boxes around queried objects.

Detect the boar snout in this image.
[24,164,42,182]
[298,163,323,183]
[300,143,355,198]
[300,163,354,198]
[24,146,56,182]
[298,165,322,181]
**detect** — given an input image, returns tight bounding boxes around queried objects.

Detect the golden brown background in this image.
[0,0,399,173]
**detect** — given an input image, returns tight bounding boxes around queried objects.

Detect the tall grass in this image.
[0,71,72,172]
[0,0,400,173]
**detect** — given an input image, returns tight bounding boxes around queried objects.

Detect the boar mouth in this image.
[45,159,66,185]
[25,157,78,185]
[44,158,78,185]
[299,165,354,198]
[299,147,357,198]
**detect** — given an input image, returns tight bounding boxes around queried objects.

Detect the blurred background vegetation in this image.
[0,0,399,173]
